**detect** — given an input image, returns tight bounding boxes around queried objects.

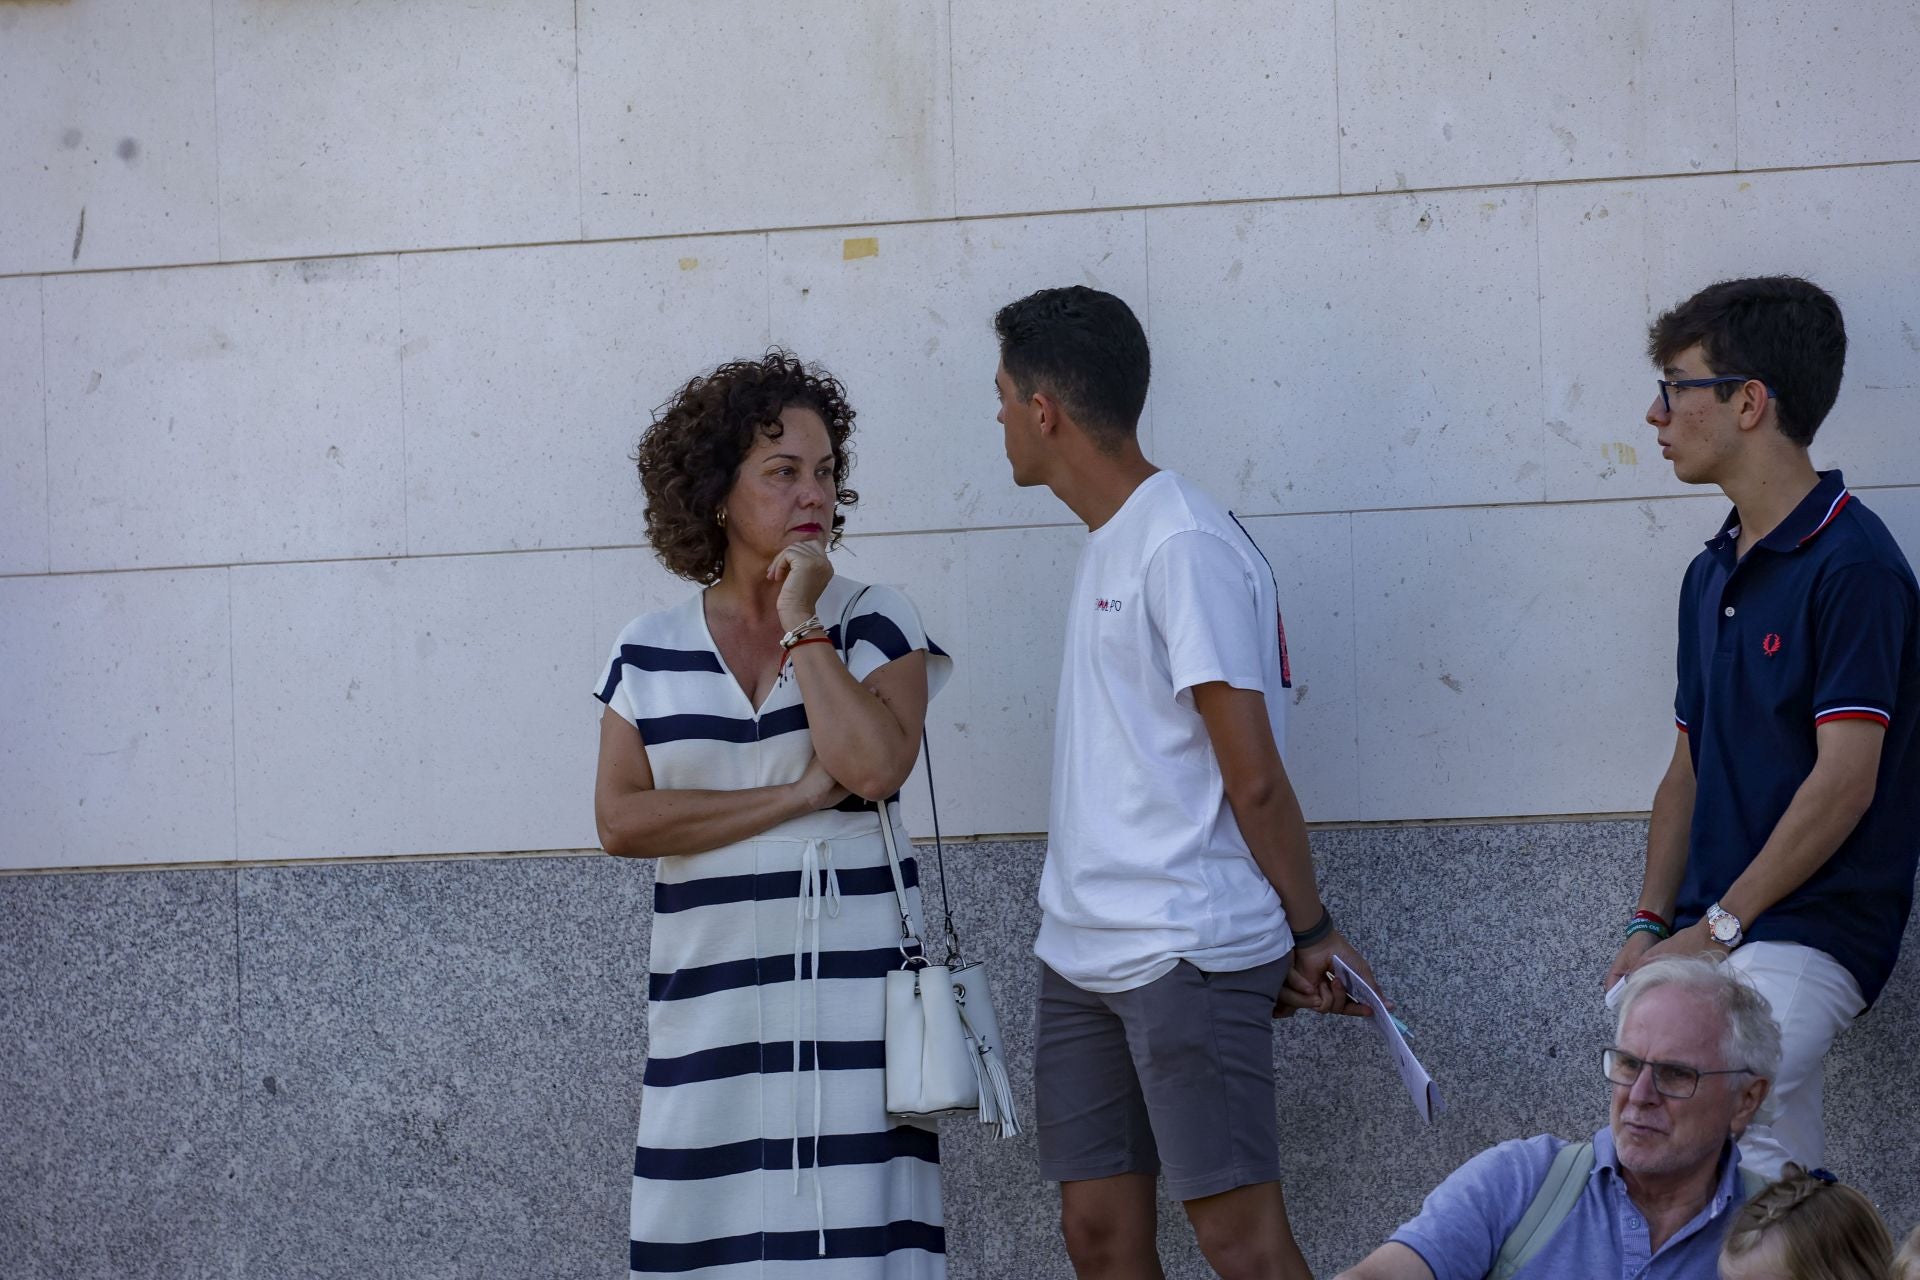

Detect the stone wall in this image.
[7,822,1916,1278]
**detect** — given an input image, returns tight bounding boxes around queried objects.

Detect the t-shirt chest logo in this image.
[1762,632,1783,658]
[1094,597,1125,613]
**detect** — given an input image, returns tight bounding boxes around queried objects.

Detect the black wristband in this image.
[1291,908,1334,948]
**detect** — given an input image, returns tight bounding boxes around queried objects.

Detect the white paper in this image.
[1604,976,1628,1011]
[1333,955,1445,1123]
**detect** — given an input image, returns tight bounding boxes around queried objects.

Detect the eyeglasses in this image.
[1603,1048,1753,1100]
[1656,376,1779,414]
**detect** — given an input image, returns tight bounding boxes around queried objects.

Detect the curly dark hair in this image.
[633,351,859,584]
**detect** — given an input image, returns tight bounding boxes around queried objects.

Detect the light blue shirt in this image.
[1389,1126,1747,1280]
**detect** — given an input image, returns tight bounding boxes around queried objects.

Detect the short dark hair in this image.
[993,286,1150,450]
[1646,276,1846,446]
[633,351,858,584]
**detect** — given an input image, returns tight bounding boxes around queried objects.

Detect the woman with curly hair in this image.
[593,351,951,1278]
[1718,1163,1894,1280]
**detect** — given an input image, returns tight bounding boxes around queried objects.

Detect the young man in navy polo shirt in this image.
[1604,275,1920,1177]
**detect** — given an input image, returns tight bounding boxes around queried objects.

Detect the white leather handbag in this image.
[876,790,1020,1138]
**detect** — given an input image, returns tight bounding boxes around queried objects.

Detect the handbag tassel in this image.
[976,1043,1021,1139]
[958,1003,1021,1139]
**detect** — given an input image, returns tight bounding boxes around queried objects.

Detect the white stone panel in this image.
[579,0,952,240]
[959,524,1082,836]
[589,547,691,664]
[769,213,1148,534]
[1238,514,1360,823]
[950,0,1337,216]
[401,237,769,556]
[0,0,219,274]
[1538,167,1920,503]
[231,551,597,860]
[43,257,404,573]
[1147,190,1543,517]
[1737,0,1920,168]
[1337,0,1734,193]
[0,569,235,869]
[213,0,580,260]
[1351,496,1723,821]
[1872,487,1920,563]
[0,279,48,575]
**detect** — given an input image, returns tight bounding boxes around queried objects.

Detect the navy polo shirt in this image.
[1674,470,1920,1005]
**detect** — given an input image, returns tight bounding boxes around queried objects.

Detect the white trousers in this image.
[1726,941,1866,1178]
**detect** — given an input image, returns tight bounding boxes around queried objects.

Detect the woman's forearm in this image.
[786,646,922,799]
[599,780,817,859]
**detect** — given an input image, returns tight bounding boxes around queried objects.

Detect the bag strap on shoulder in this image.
[1490,1140,1768,1280]
[1489,1140,1594,1280]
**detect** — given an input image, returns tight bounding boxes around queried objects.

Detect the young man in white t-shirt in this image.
[992,285,1385,1280]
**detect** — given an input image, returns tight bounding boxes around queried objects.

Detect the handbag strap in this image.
[875,803,923,959]
[834,581,963,964]
[920,728,963,965]
[836,585,919,959]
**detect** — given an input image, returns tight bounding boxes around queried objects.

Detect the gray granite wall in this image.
[4,823,1916,1279]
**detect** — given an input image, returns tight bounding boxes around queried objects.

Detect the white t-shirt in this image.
[1036,470,1297,993]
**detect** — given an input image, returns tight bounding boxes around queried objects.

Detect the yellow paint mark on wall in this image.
[842,237,879,261]
[1738,181,1753,192]
[678,257,699,271]
[1602,442,1639,465]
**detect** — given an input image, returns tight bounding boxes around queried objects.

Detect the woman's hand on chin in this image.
[769,541,835,629]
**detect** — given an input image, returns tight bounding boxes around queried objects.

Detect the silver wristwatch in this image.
[1705,902,1744,949]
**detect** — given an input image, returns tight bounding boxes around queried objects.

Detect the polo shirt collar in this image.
[1708,469,1851,554]
[1594,1124,1745,1217]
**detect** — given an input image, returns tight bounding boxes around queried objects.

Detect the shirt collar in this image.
[1706,469,1851,554]
[1594,1125,1745,1216]
[1592,1123,1624,1177]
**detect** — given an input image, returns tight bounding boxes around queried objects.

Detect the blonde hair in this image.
[1720,1164,1893,1280]
[1894,1223,1920,1279]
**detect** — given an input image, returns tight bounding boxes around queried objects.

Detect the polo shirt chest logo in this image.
[1094,597,1125,613]
[1763,632,1783,658]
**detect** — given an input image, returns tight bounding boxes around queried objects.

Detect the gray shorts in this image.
[1033,956,1290,1201]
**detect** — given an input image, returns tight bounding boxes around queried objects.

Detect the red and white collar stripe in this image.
[1798,490,1852,546]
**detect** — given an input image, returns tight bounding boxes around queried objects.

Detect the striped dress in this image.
[595,576,952,1279]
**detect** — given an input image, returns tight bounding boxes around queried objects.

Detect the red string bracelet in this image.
[781,635,834,674]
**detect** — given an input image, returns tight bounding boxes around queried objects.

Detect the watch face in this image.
[1710,914,1740,943]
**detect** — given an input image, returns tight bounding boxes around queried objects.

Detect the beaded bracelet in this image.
[778,616,826,651]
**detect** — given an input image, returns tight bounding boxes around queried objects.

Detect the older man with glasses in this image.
[1337,957,1778,1280]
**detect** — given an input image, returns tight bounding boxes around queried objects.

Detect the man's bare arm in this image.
[1191,680,1384,1014]
[1605,731,1694,988]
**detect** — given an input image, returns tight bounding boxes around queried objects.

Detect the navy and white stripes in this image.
[596,577,951,1278]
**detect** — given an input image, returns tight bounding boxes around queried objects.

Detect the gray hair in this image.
[1615,955,1782,1084]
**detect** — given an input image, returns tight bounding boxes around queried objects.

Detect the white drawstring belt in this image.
[791,837,840,1255]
